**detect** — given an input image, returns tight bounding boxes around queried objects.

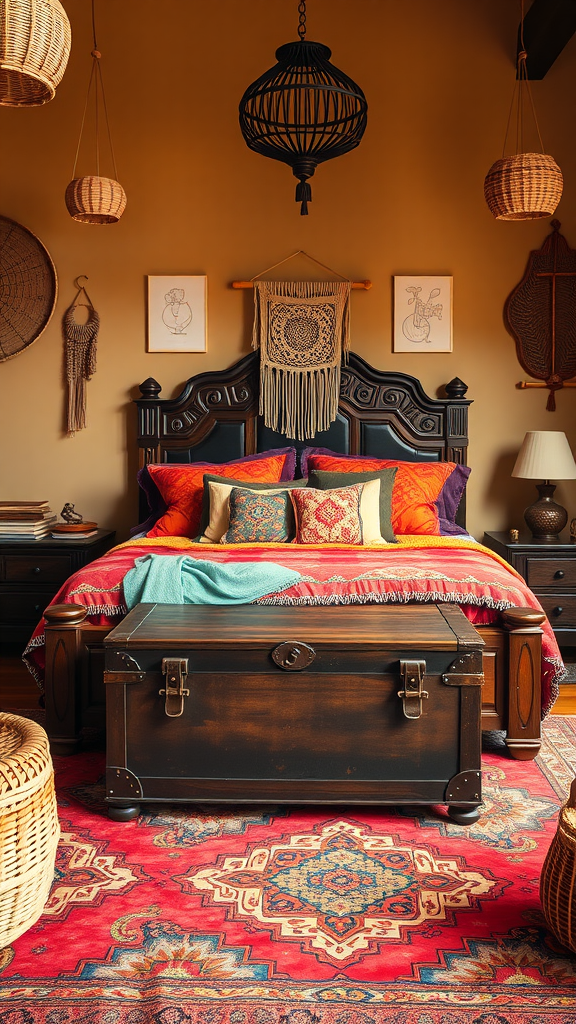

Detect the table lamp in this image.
[512,430,576,540]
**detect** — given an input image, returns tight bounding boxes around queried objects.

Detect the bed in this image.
[24,350,564,758]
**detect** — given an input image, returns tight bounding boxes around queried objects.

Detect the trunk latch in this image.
[160,658,190,717]
[398,660,428,719]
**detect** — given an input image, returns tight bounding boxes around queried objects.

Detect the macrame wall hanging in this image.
[63,276,100,435]
[505,221,576,410]
[250,252,352,440]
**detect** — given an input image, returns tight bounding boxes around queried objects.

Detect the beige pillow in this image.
[357,477,387,543]
[200,480,285,543]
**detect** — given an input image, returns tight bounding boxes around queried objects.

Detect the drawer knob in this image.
[33,566,41,574]
[553,606,563,616]
[554,570,565,579]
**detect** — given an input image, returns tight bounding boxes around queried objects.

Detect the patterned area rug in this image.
[0,722,575,1021]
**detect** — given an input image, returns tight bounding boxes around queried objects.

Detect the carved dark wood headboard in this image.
[136,351,471,526]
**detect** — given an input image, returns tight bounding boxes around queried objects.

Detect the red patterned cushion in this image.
[302,450,469,536]
[290,484,364,544]
[146,450,295,538]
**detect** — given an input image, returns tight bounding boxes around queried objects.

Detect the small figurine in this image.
[60,503,83,524]
[509,528,519,543]
[570,518,576,542]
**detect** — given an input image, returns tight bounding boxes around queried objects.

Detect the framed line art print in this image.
[393,276,453,353]
[147,275,207,352]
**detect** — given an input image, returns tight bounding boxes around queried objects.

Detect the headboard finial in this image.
[139,377,161,399]
[445,377,468,399]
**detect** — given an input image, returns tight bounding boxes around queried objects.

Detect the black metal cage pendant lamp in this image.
[239,0,368,215]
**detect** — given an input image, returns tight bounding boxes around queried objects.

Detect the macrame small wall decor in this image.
[505,221,576,409]
[251,252,352,440]
[63,276,100,434]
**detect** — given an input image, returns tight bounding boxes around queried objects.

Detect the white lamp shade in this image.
[512,431,576,481]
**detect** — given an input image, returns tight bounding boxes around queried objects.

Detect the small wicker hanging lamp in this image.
[0,0,71,106]
[239,0,367,215]
[65,0,126,225]
[484,0,562,221]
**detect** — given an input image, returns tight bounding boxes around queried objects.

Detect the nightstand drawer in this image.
[538,594,576,628]
[3,554,72,583]
[0,591,55,624]
[526,558,576,588]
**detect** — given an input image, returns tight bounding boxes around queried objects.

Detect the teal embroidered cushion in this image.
[222,487,294,543]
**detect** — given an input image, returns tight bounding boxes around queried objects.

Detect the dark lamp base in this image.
[524,482,567,540]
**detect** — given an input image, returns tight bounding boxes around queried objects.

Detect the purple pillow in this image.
[131,447,297,537]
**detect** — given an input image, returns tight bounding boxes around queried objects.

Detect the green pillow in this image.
[307,468,398,543]
[199,474,307,537]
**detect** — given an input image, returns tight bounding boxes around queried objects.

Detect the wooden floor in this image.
[1,649,575,715]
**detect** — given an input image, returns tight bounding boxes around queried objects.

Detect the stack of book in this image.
[0,501,57,540]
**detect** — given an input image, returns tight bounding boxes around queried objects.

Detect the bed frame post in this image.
[502,607,545,760]
[44,604,89,755]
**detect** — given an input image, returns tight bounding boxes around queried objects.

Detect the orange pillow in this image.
[146,450,295,538]
[304,453,460,536]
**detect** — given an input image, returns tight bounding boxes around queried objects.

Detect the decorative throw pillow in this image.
[199,474,307,541]
[290,479,386,545]
[302,449,470,536]
[145,448,296,538]
[223,488,294,543]
[307,467,397,543]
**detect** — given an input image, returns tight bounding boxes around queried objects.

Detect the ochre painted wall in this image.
[1,0,575,541]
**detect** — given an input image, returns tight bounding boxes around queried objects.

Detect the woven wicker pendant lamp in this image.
[484,1,562,221]
[239,0,367,215]
[65,0,126,225]
[0,0,71,106]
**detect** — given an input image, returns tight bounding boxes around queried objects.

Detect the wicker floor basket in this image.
[540,778,576,954]
[484,152,563,221]
[0,0,71,107]
[0,713,60,949]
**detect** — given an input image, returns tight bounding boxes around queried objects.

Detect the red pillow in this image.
[303,451,467,536]
[147,449,295,538]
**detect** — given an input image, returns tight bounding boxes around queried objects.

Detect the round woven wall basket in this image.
[484,153,563,221]
[0,0,71,107]
[65,175,127,225]
[540,778,576,954]
[0,713,60,949]
[0,215,57,362]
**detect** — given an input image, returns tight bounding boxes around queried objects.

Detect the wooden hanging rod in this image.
[518,381,576,388]
[231,279,372,290]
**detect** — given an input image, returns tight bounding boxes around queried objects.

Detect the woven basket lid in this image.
[0,0,71,107]
[484,152,563,221]
[65,175,127,225]
[0,215,57,362]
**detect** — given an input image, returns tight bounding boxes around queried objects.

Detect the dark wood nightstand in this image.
[0,530,116,647]
[483,530,576,644]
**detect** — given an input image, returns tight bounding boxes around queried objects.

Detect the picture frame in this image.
[147,275,207,352]
[393,276,453,353]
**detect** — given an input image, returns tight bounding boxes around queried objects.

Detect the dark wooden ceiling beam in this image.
[517,0,576,79]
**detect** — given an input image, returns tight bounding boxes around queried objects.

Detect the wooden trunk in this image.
[103,603,484,825]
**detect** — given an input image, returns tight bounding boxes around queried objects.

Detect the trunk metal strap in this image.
[398,659,428,719]
[160,658,190,717]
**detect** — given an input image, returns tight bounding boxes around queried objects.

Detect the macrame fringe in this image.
[260,364,341,440]
[253,279,351,440]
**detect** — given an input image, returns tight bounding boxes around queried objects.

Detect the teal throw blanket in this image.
[123,554,302,608]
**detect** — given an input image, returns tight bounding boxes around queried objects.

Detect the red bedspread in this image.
[23,536,564,714]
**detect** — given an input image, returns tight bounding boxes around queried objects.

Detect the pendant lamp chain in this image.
[500,0,545,160]
[65,0,127,224]
[297,1,307,40]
